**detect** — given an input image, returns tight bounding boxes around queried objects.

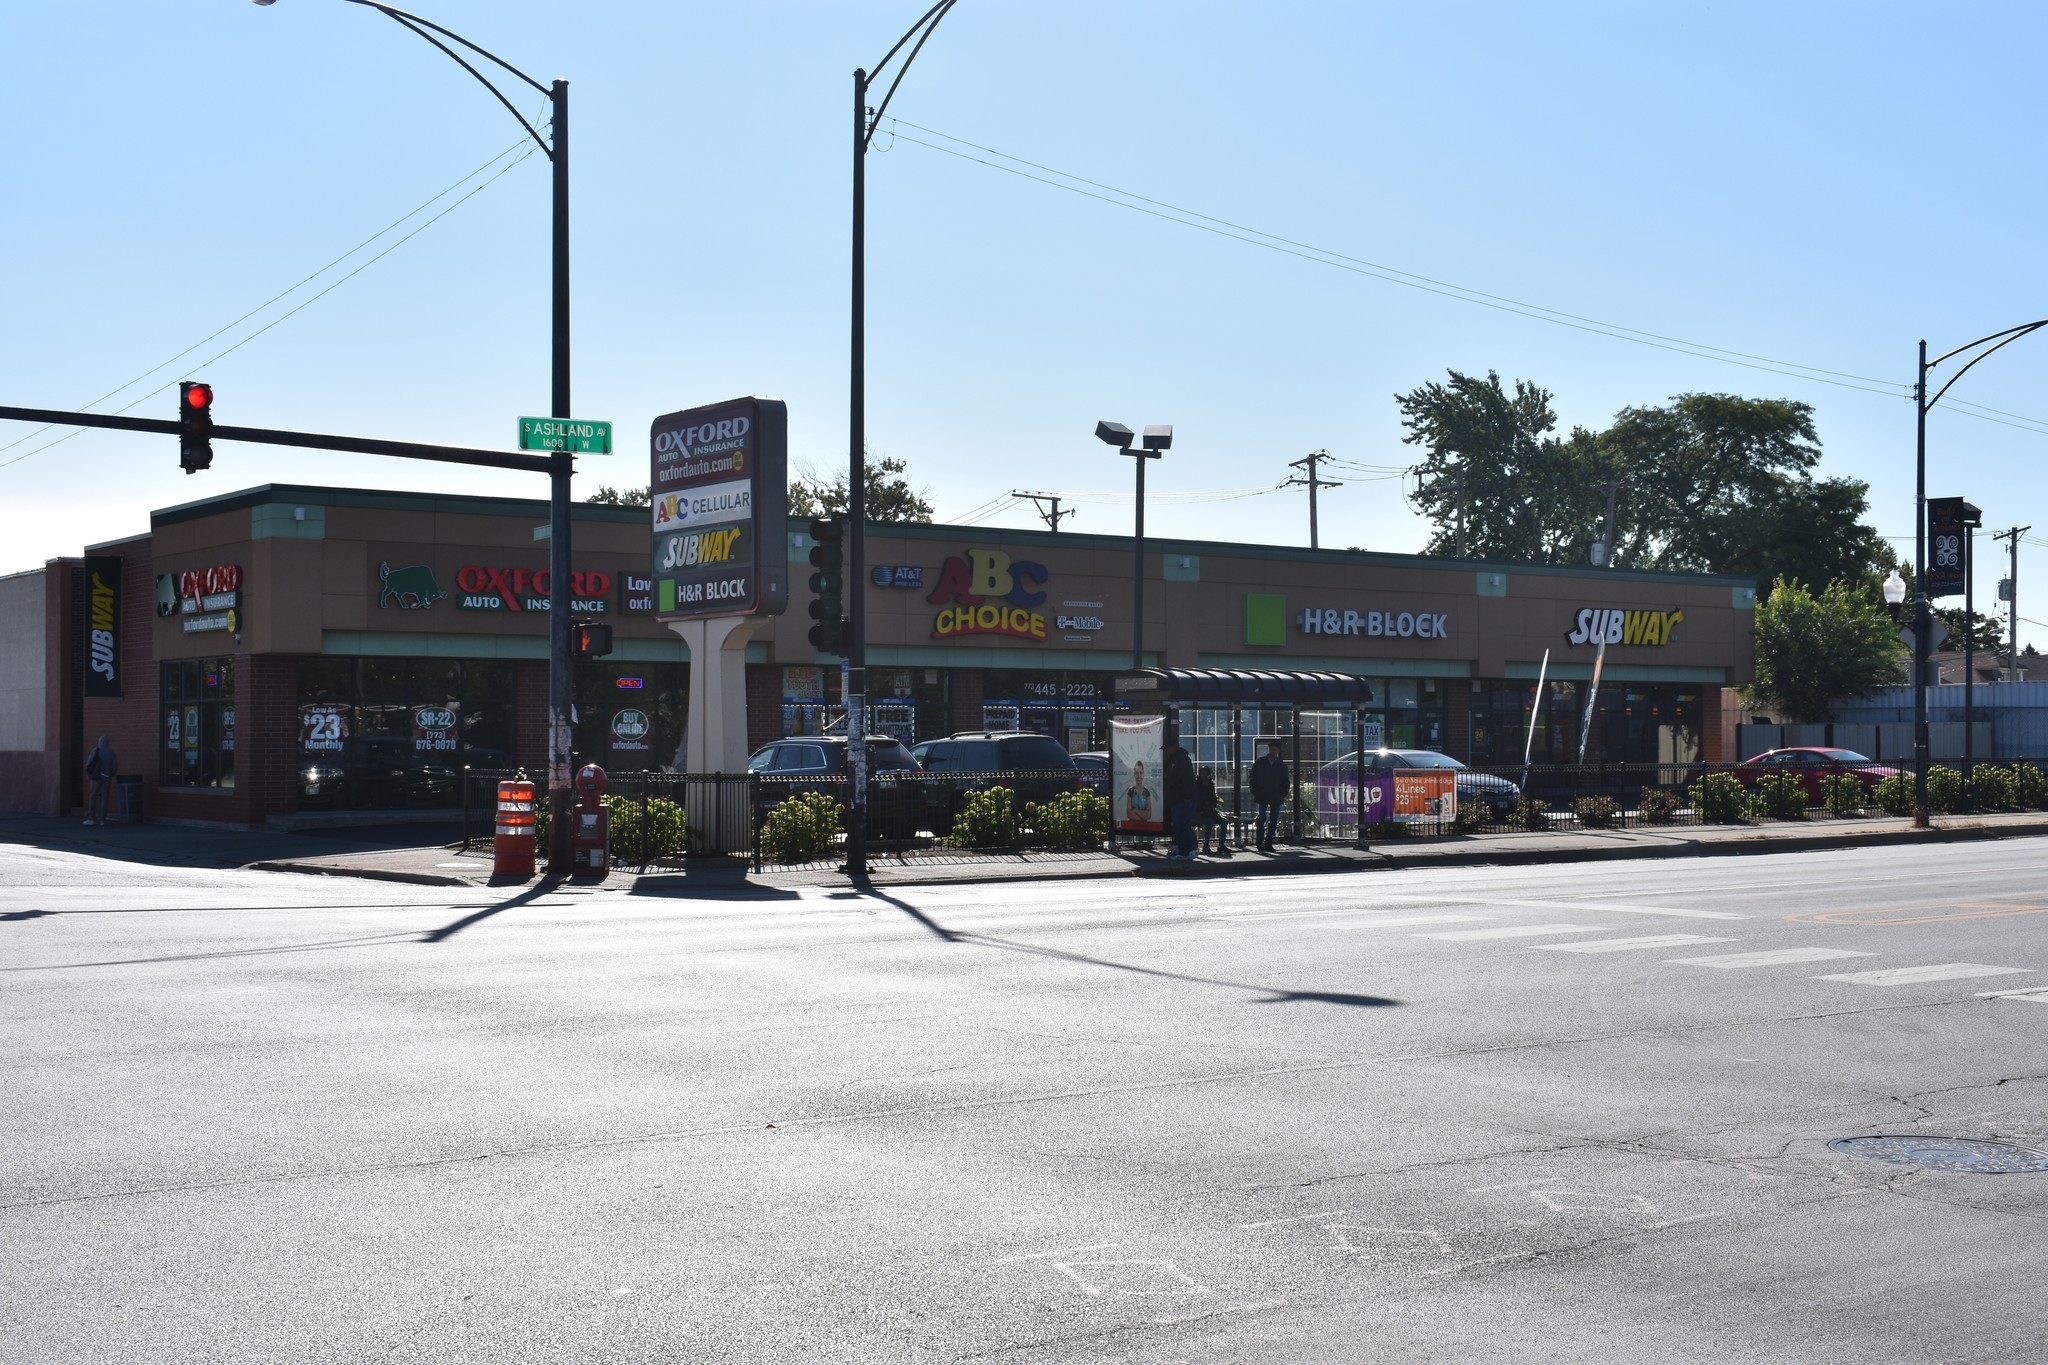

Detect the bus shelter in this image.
[1109,668,1382,844]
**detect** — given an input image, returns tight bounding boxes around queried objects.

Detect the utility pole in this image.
[1013,490,1074,532]
[1995,525,2030,680]
[1592,480,1624,566]
[1283,450,1342,550]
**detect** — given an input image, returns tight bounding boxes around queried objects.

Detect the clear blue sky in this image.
[7,1,2047,642]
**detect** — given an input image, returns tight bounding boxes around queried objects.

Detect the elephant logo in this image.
[378,562,447,610]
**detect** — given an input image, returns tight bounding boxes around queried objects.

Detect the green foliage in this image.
[1745,577,1906,722]
[1748,770,1808,821]
[1362,819,1413,838]
[2009,762,2048,809]
[1026,791,1109,849]
[1452,801,1491,833]
[606,796,685,862]
[1573,795,1619,829]
[586,485,650,506]
[789,455,934,523]
[761,790,842,863]
[948,786,1018,848]
[1871,773,1914,816]
[1933,607,2005,654]
[1968,765,2016,812]
[1690,771,1750,824]
[1638,786,1681,824]
[1820,771,1867,817]
[1515,796,1552,832]
[1926,765,1962,814]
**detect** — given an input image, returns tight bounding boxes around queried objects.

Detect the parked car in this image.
[910,731,1085,829]
[1322,748,1522,817]
[746,736,923,839]
[1071,751,1111,797]
[1732,747,1901,801]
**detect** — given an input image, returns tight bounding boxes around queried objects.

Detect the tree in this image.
[1933,606,2004,653]
[1745,577,1906,722]
[789,454,934,523]
[586,485,649,506]
[1396,370,1612,562]
[1698,473,1892,596]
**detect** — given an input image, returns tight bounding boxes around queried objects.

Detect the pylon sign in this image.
[648,396,789,621]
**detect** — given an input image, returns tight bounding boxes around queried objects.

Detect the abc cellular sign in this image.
[648,396,788,622]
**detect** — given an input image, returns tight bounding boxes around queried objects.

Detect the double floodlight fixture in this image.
[1095,420,1172,454]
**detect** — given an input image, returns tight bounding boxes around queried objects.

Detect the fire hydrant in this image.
[570,763,610,877]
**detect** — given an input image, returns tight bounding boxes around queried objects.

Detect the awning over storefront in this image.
[1110,668,1377,705]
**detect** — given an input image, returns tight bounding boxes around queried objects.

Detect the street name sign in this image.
[518,417,613,454]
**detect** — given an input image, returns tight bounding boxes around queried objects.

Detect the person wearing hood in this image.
[84,735,118,826]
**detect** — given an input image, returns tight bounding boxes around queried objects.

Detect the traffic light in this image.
[573,622,613,658]
[807,515,847,654]
[178,381,214,474]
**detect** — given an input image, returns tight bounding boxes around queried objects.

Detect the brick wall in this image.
[746,663,780,754]
[951,668,985,733]
[1702,686,1727,764]
[514,661,549,772]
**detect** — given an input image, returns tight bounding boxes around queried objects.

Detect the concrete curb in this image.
[241,860,475,888]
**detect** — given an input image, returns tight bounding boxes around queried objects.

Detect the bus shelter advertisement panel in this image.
[1317,769,1450,822]
[1111,716,1165,834]
[649,396,788,622]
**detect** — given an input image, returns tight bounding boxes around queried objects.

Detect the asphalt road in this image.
[4,838,2046,1363]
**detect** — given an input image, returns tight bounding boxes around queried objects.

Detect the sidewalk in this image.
[10,808,2046,892]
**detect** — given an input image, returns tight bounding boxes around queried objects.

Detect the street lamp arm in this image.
[1930,318,2048,370]
[863,0,959,151]
[340,0,554,156]
[1927,319,2048,412]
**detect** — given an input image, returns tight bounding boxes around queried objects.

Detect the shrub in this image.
[1820,771,1866,817]
[1452,801,1491,833]
[2010,762,2048,809]
[760,790,842,863]
[1026,791,1109,848]
[608,795,686,863]
[949,786,1018,848]
[1639,786,1680,824]
[1969,765,2016,812]
[1926,765,1962,814]
[1515,796,1551,832]
[1690,771,1749,824]
[1871,772,1914,816]
[1574,795,1619,829]
[1362,819,1413,838]
[1748,770,1807,821]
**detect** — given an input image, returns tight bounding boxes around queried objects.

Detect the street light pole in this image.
[257,0,577,867]
[847,0,958,877]
[1096,422,1171,668]
[1911,318,2048,829]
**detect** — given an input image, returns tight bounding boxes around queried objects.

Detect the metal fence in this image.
[456,756,2048,869]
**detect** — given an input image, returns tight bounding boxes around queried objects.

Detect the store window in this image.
[982,669,1113,750]
[296,657,519,809]
[572,662,688,772]
[162,657,235,789]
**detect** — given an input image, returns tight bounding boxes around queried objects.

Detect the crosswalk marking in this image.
[1531,934,1737,954]
[1416,924,1601,942]
[1215,910,1494,926]
[1814,963,2033,987]
[1978,988,2048,1004]
[1377,895,1746,921]
[1665,947,1875,969]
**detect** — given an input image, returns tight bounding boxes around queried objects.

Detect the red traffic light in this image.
[184,383,213,410]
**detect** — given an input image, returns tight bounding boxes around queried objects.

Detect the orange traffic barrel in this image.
[493,779,537,878]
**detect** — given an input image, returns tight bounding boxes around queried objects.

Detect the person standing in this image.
[1162,740,1198,859]
[84,734,117,826]
[1250,741,1288,852]
[1195,766,1227,855]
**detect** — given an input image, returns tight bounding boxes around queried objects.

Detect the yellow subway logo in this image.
[1567,607,1683,647]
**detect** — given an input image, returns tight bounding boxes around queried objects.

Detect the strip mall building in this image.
[0,483,1755,825]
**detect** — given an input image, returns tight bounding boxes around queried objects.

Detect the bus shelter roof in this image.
[1109,668,1378,706]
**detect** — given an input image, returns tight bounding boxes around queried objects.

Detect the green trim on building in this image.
[251,503,325,540]
[863,644,1157,670]
[154,483,653,530]
[1162,553,1201,582]
[1731,585,1757,609]
[1503,660,1727,683]
[1197,653,1471,678]
[1477,571,1507,597]
[1244,593,1286,646]
[322,631,691,663]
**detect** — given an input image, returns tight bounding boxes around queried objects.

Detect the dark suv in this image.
[747,736,922,839]
[910,732,1084,829]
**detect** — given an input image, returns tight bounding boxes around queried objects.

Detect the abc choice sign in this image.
[1567,607,1684,647]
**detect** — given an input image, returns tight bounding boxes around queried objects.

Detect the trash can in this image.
[116,774,144,824]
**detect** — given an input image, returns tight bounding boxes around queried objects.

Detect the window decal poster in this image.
[1111,715,1165,834]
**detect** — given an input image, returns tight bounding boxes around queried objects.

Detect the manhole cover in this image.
[1829,1136,2048,1174]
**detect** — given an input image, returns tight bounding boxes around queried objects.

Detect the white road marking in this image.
[994,1243,1121,1262]
[1531,934,1738,954]
[1417,924,1602,941]
[1053,1259,1210,1297]
[1376,894,1746,921]
[1238,1209,1357,1229]
[1530,1189,1658,1214]
[1814,963,2033,987]
[1328,1225,1450,1254]
[1464,1177,1560,1193]
[1215,908,1494,924]
[1667,947,1877,969]
[1978,988,2048,1004]
[1645,1212,1723,1230]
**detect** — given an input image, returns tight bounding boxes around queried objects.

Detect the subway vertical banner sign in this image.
[649,396,789,622]
[83,556,123,697]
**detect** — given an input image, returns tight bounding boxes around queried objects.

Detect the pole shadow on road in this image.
[847,875,1400,1010]
[421,877,570,943]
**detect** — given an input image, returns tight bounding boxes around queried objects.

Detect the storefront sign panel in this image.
[1565,607,1683,647]
[452,565,612,614]
[1298,606,1449,639]
[1111,716,1165,833]
[649,396,788,622]
[609,707,651,752]
[926,549,1056,642]
[83,556,122,697]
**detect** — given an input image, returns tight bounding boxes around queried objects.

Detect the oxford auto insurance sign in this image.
[649,396,788,622]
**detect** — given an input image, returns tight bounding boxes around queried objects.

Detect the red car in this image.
[1732,747,1902,800]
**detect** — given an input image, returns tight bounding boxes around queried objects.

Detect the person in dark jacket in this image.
[1195,766,1227,855]
[84,734,117,826]
[1249,742,1288,851]
[1162,741,1198,859]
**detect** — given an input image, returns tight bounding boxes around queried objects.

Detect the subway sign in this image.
[1567,607,1684,647]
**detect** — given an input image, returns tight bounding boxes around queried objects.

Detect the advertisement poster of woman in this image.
[1111,716,1165,833]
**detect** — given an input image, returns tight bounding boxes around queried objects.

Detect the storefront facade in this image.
[12,483,1754,824]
